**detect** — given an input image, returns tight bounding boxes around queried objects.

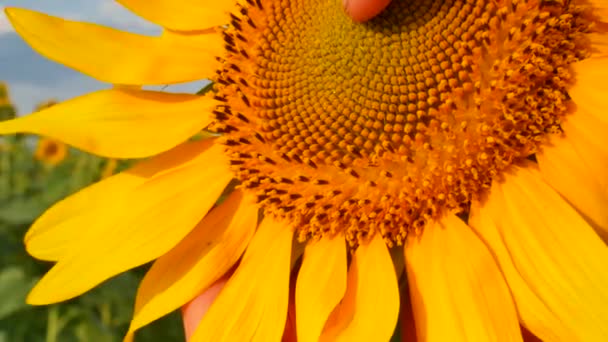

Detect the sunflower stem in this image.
[0,135,15,199]
[45,306,59,342]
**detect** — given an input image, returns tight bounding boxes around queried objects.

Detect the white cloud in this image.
[9,79,108,114]
[1,0,200,113]
[96,1,159,34]
[0,6,14,35]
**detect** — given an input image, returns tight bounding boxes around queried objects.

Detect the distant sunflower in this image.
[1,1,607,341]
[0,82,16,121]
[32,100,68,165]
[34,137,68,166]
[0,82,10,106]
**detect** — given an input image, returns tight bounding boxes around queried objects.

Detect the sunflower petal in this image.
[588,0,608,20]
[469,164,608,341]
[116,0,239,31]
[25,140,219,261]
[320,235,399,342]
[0,89,217,158]
[191,217,293,342]
[4,7,222,85]
[27,141,233,304]
[560,108,608,189]
[124,191,257,341]
[537,136,608,239]
[295,236,347,342]
[470,202,570,342]
[25,172,141,262]
[569,58,608,125]
[588,33,608,58]
[405,215,522,342]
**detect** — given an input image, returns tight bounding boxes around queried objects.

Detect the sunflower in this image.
[34,137,68,166]
[1,0,608,341]
[0,82,16,121]
[32,100,68,166]
[0,82,10,107]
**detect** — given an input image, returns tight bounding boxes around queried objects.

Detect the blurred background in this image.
[0,0,206,114]
[0,1,207,341]
[0,83,186,341]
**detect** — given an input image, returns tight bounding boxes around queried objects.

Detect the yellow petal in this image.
[25,171,141,262]
[569,58,608,125]
[405,215,522,342]
[588,0,608,20]
[588,33,608,58]
[25,139,219,261]
[5,7,223,85]
[560,108,608,188]
[538,136,608,239]
[470,202,569,342]
[116,0,239,31]
[191,217,293,342]
[320,235,399,342]
[27,140,233,304]
[0,89,217,158]
[469,164,608,341]
[125,191,257,341]
[295,236,347,342]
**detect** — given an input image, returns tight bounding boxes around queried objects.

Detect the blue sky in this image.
[0,1,205,114]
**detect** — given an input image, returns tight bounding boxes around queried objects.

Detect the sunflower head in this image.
[1,1,608,342]
[34,137,68,166]
[212,0,596,247]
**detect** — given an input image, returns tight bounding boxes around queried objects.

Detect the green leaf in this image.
[0,198,46,225]
[78,272,140,326]
[72,319,115,342]
[0,266,37,319]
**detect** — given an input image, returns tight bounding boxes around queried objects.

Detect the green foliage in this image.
[0,90,185,341]
[0,83,16,121]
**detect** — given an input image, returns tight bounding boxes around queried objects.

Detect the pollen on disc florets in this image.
[209,0,597,247]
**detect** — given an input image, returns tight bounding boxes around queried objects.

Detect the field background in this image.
[0,84,185,342]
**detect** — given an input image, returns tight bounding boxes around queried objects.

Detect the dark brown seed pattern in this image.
[210,0,598,246]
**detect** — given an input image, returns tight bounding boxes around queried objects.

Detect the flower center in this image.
[212,0,593,246]
[43,142,59,156]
